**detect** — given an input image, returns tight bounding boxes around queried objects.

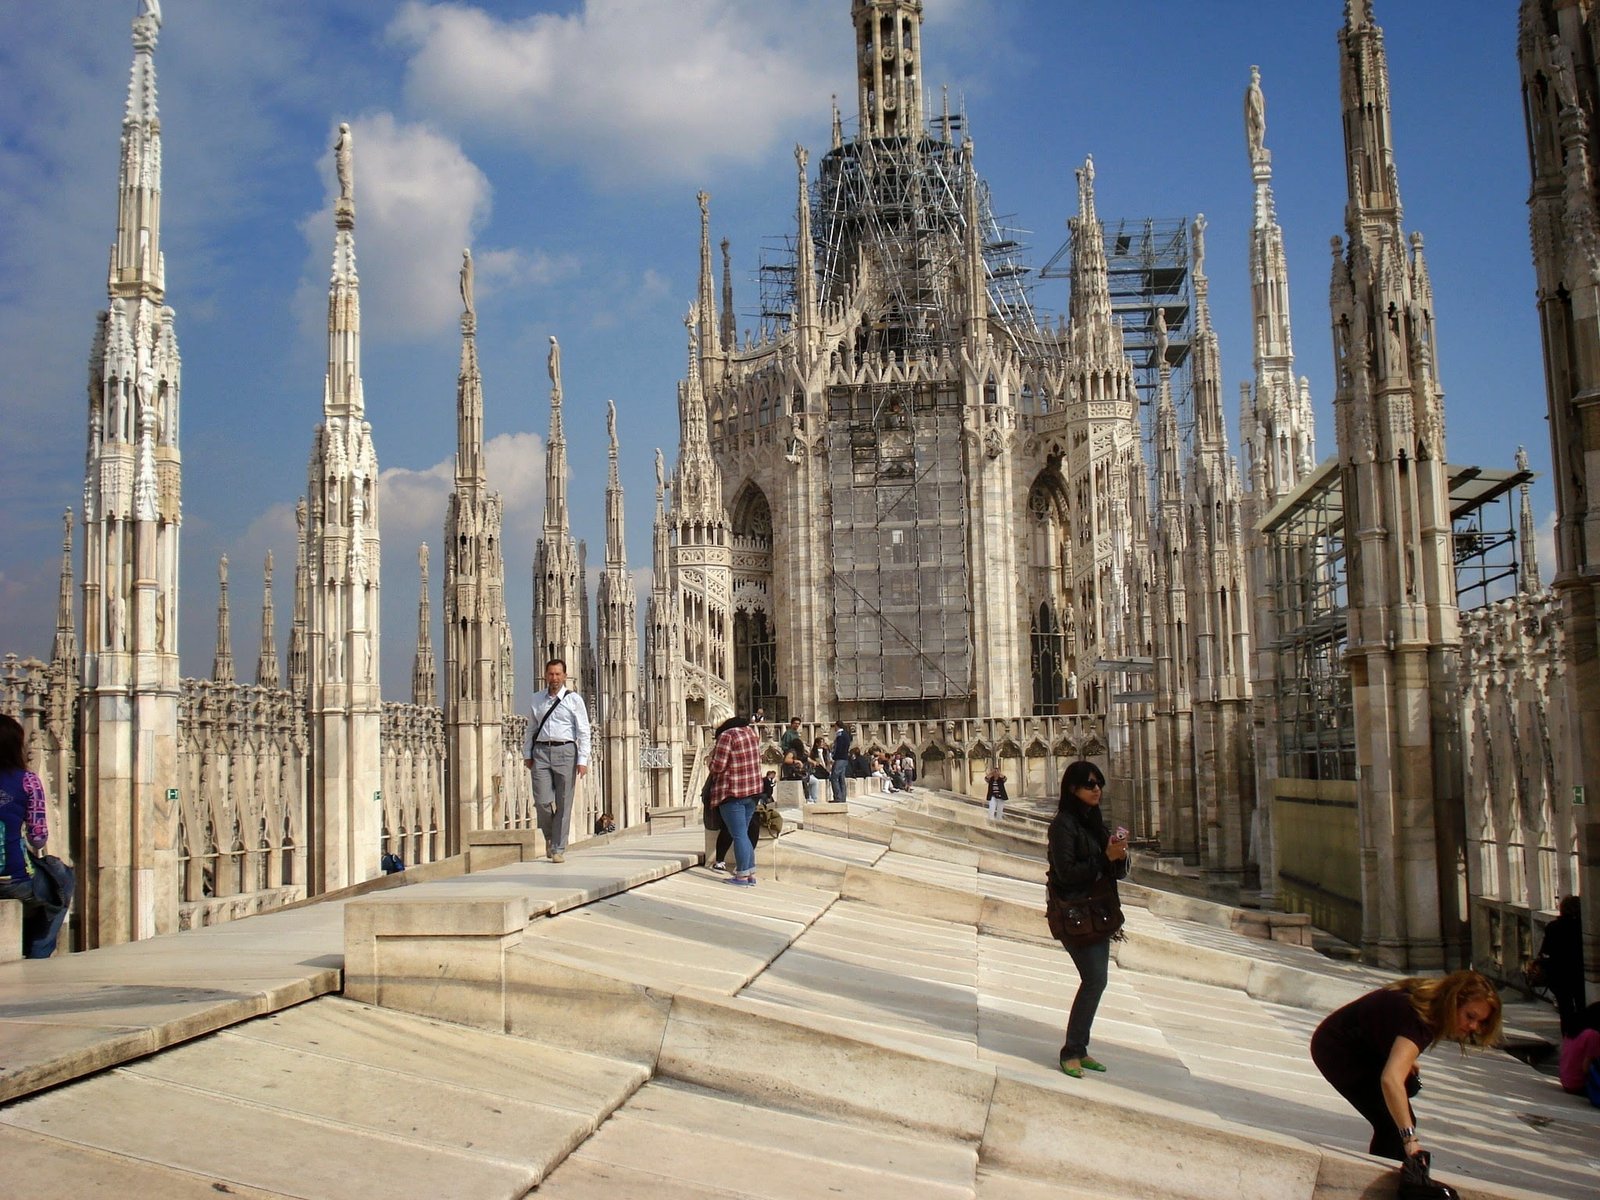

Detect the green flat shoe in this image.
[1059,1059,1083,1079]
[1080,1055,1107,1072]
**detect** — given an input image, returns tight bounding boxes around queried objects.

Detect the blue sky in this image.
[0,1,1545,710]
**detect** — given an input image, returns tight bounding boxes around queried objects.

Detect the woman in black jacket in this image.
[1047,759,1130,1078]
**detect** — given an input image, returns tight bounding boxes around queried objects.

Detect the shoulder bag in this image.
[1045,870,1125,949]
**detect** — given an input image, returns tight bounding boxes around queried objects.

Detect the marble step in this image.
[0,997,649,1200]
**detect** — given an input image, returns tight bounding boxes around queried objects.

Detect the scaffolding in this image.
[1041,216,1195,465]
[804,120,1038,357]
[1259,458,1538,782]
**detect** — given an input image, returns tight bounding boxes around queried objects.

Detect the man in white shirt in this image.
[522,659,591,863]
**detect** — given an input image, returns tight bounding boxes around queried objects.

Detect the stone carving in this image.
[335,123,353,203]
[1245,66,1266,159]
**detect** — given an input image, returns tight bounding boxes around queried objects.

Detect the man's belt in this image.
[535,740,573,746]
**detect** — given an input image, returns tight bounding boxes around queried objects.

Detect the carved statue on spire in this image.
[335,123,353,203]
[547,335,562,403]
[607,398,617,447]
[1245,66,1266,159]
[1192,213,1208,277]
[655,447,666,493]
[459,249,475,317]
[141,0,163,24]
[419,542,429,576]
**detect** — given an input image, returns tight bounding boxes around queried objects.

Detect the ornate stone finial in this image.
[547,335,562,403]
[1192,213,1208,277]
[1246,65,1266,159]
[459,248,475,317]
[335,123,353,203]
[62,508,73,551]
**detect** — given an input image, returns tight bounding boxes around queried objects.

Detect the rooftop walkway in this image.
[1,790,1594,1199]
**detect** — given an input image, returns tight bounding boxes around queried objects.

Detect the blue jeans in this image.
[829,762,847,804]
[718,796,758,876]
[1061,936,1111,1059]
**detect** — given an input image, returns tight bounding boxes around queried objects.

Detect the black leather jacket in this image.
[1047,810,1130,900]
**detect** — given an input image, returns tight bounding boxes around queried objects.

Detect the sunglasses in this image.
[1078,781,1104,790]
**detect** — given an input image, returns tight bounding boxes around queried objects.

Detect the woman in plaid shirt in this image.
[708,716,763,886]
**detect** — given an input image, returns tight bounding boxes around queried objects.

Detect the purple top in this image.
[1314,987,1435,1072]
[0,768,48,878]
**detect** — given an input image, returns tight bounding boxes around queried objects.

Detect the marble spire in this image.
[413,544,435,706]
[212,556,234,684]
[256,552,280,688]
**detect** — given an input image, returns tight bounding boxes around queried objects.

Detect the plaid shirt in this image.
[708,724,762,806]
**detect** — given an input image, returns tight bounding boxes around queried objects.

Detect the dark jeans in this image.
[829,762,848,804]
[1311,1030,1415,1161]
[1060,936,1111,1059]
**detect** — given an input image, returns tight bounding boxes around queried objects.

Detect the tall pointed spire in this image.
[213,556,234,684]
[456,250,484,491]
[413,544,435,706]
[533,334,586,681]
[288,497,309,697]
[444,250,509,847]
[852,0,925,140]
[1243,66,1316,503]
[543,335,568,541]
[1067,157,1117,366]
[696,191,719,373]
[597,399,642,826]
[794,145,819,361]
[52,509,77,677]
[305,118,383,892]
[1331,0,1464,969]
[719,238,737,352]
[256,552,280,688]
[1516,446,1542,592]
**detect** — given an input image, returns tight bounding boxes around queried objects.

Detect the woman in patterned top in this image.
[0,714,50,916]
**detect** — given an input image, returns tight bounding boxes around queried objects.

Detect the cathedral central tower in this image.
[852,0,924,141]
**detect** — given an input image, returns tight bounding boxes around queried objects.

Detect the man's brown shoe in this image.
[551,851,566,863]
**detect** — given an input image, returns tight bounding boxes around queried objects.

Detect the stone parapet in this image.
[0,898,21,964]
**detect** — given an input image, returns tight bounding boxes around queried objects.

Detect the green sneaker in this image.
[1080,1055,1106,1072]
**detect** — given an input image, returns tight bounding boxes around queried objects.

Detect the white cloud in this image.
[297,113,493,340]
[389,0,855,185]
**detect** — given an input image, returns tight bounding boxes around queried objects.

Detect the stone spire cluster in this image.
[304,121,383,892]
[80,0,184,944]
[1330,1,1464,969]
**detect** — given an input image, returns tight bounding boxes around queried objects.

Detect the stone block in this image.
[657,990,994,1143]
[840,865,982,928]
[890,827,979,868]
[803,800,848,814]
[343,892,530,1029]
[504,944,673,1067]
[982,1071,1322,1200]
[646,803,695,830]
[773,780,805,806]
[0,898,21,964]
[465,828,543,873]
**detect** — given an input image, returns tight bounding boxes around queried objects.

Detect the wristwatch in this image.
[1398,1125,1417,1141]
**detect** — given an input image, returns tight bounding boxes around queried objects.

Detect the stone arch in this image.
[1027,463,1073,715]
[730,479,777,715]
